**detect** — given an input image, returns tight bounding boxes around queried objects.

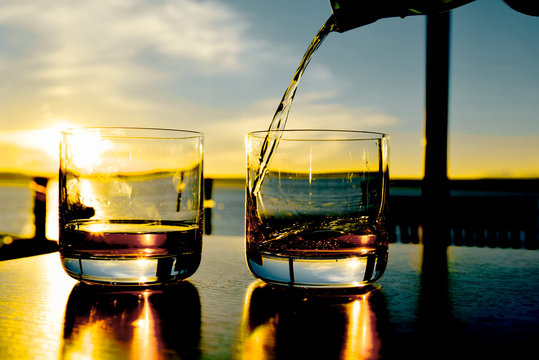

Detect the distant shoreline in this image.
[0,172,36,181]
[0,172,537,195]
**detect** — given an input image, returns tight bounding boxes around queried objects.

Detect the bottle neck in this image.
[503,0,539,16]
[329,0,476,32]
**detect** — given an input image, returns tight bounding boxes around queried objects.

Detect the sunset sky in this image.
[0,0,538,179]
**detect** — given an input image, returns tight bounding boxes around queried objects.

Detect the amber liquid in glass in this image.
[59,220,202,285]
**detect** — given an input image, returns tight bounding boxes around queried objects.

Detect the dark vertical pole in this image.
[423,12,450,204]
[204,178,213,235]
[32,177,49,241]
[418,14,453,357]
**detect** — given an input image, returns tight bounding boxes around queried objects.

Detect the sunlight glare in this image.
[342,296,377,360]
[347,258,362,270]
[36,120,78,159]
[131,291,159,360]
[0,120,78,175]
[68,131,112,171]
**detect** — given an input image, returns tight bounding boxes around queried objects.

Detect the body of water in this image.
[0,177,537,250]
[0,179,36,239]
[0,178,246,242]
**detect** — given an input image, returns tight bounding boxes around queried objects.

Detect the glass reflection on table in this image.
[62,282,201,360]
[239,281,390,360]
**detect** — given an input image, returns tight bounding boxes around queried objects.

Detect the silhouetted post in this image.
[422,11,451,245]
[418,13,454,357]
[32,177,49,241]
[204,178,213,235]
[423,12,450,210]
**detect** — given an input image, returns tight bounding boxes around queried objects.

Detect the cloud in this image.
[201,91,400,177]
[0,0,254,111]
[0,0,250,68]
[0,0,403,178]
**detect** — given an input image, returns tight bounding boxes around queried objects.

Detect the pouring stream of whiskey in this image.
[252,15,336,195]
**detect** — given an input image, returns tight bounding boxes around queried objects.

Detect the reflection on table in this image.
[0,235,538,359]
[62,282,201,359]
[239,281,387,360]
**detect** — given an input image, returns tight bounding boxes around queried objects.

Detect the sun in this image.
[0,119,80,175]
[37,120,80,158]
[5,120,79,160]
[64,129,113,171]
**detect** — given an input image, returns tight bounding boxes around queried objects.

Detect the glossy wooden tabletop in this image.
[0,235,538,359]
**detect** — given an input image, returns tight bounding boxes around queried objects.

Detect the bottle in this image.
[329,0,476,32]
[503,0,539,16]
[329,0,538,33]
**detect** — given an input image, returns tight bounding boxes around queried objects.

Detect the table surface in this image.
[0,235,538,360]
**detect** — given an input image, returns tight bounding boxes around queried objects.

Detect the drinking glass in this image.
[59,127,204,285]
[246,130,389,288]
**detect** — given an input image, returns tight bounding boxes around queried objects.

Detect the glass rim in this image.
[61,127,203,140]
[247,129,389,141]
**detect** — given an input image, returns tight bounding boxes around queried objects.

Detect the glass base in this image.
[246,249,388,288]
[61,254,200,285]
